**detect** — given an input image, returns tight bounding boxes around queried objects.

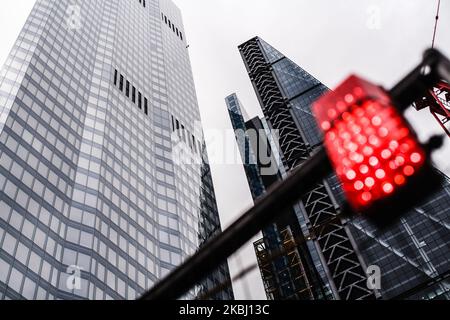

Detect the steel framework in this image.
[239,37,375,300]
[414,81,450,137]
[279,227,315,299]
[254,238,278,300]
[254,227,315,300]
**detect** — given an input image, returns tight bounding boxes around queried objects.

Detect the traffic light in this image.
[313,75,440,223]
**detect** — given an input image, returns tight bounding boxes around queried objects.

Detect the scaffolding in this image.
[254,227,314,300]
[254,238,278,300]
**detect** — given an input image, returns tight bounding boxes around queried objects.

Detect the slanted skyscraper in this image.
[234,36,450,300]
[0,0,233,300]
[226,93,334,300]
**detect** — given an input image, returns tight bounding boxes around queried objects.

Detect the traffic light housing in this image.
[313,75,441,224]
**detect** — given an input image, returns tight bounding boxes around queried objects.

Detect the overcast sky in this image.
[1,0,449,300]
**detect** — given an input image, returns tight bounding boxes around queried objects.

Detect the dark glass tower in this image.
[0,0,233,300]
[234,36,450,300]
[226,94,336,300]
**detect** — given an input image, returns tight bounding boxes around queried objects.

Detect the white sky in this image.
[1,0,449,300]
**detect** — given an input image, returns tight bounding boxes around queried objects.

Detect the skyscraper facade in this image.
[0,0,233,300]
[226,93,335,300]
[238,37,375,300]
[235,37,450,300]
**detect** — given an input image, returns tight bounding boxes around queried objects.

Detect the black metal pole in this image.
[139,146,332,300]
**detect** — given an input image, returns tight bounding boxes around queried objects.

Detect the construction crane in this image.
[413,0,450,137]
[414,81,450,137]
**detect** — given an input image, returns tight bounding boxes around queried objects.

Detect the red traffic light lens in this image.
[313,75,426,213]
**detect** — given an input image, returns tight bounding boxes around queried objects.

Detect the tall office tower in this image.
[0,0,233,300]
[237,37,450,300]
[238,37,376,300]
[226,93,334,300]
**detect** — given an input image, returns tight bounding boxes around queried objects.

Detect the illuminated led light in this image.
[389,140,399,150]
[371,116,382,126]
[350,124,362,134]
[360,117,370,126]
[410,152,422,164]
[313,75,427,213]
[365,102,376,114]
[353,86,364,97]
[349,152,364,163]
[397,128,410,139]
[389,161,398,170]
[394,174,406,185]
[362,146,374,156]
[327,108,337,118]
[365,177,375,188]
[342,158,352,167]
[361,192,372,202]
[326,131,336,141]
[336,101,346,112]
[395,155,405,166]
[369,156,379,167]
[345,94,354,103]
[342,112,351,121]
[375,169,386,179]
[356,135,368,145]
[345,141,358,152]
[346,170,357,180]
[354,108,365,118]
[336,122,346,131]
[400,143,411,153]
[354,181,364,191]
[382,183,394,194]
[355,154,364,163]
[403,165,415,176]
[360,165,369,174]
[321,121,331,131]
[341,132,351,141]
[378,127,388,137]
[381,149,392,159]
[368,135,380,146]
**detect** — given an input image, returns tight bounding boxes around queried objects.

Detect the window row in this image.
[170,115,202,155]
[113,69,148,116]
[161,13,183,41]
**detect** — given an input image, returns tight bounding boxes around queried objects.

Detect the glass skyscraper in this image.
[234,36,450,300]
[0,0,233,300]
[226,94,335,300]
